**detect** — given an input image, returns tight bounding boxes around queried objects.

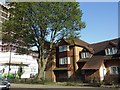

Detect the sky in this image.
[0,0,5,3]
[79,2,118,44]
[1,0,119,44]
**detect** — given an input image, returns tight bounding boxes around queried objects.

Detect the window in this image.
[105,47,117,55]
[59,57,70,65]
[109,66,120,75]
[81,52,92,59]
[59,45,69,52]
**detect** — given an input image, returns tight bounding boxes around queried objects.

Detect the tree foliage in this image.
[2,2,85,80]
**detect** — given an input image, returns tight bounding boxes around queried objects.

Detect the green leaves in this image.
[2,2,85,53]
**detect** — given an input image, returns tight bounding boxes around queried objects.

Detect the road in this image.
[10,84,120,90]
[10,88,120,90]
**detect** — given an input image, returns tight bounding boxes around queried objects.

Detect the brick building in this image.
[53,38,120,83]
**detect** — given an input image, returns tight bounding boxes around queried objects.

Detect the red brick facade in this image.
[53,38,120,83]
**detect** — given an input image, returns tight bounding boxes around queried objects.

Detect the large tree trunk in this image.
[36,41,54,81]
[37,61,44,80]
[36,58,47,81]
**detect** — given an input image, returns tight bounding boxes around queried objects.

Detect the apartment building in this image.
[0,2,38,79]
[53,38,120,83]
[0,2,9,41]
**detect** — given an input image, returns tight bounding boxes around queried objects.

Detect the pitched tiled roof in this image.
[88,38,120,55]
[64,38,89,47]
[79,38,120,70]
[77,58,88,62]
[64,38,119,55]
[82,56,104,70]
[84,46,94,54]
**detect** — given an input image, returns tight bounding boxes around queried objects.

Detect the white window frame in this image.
[59,57,70,65]
[112,47,118,54]
[109,66,120,75]
[105,47,117,55]
[59,45,69,52]
[81,52,92,59]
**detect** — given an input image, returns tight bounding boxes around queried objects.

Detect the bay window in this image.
[105,47,117,55]
[81,52,92,59]
[59,57,70,65]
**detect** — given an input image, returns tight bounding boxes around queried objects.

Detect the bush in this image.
[67,82,73,86]
[13,78,53,85]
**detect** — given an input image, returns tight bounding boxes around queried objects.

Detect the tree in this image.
[2,2,85,80]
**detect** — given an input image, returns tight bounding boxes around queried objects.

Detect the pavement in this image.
[11,83,120,89]
[11,83,93,88]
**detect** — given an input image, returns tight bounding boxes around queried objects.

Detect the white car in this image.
[0,80,10,90]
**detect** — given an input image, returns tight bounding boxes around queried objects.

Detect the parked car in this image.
[0,79,10,90]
